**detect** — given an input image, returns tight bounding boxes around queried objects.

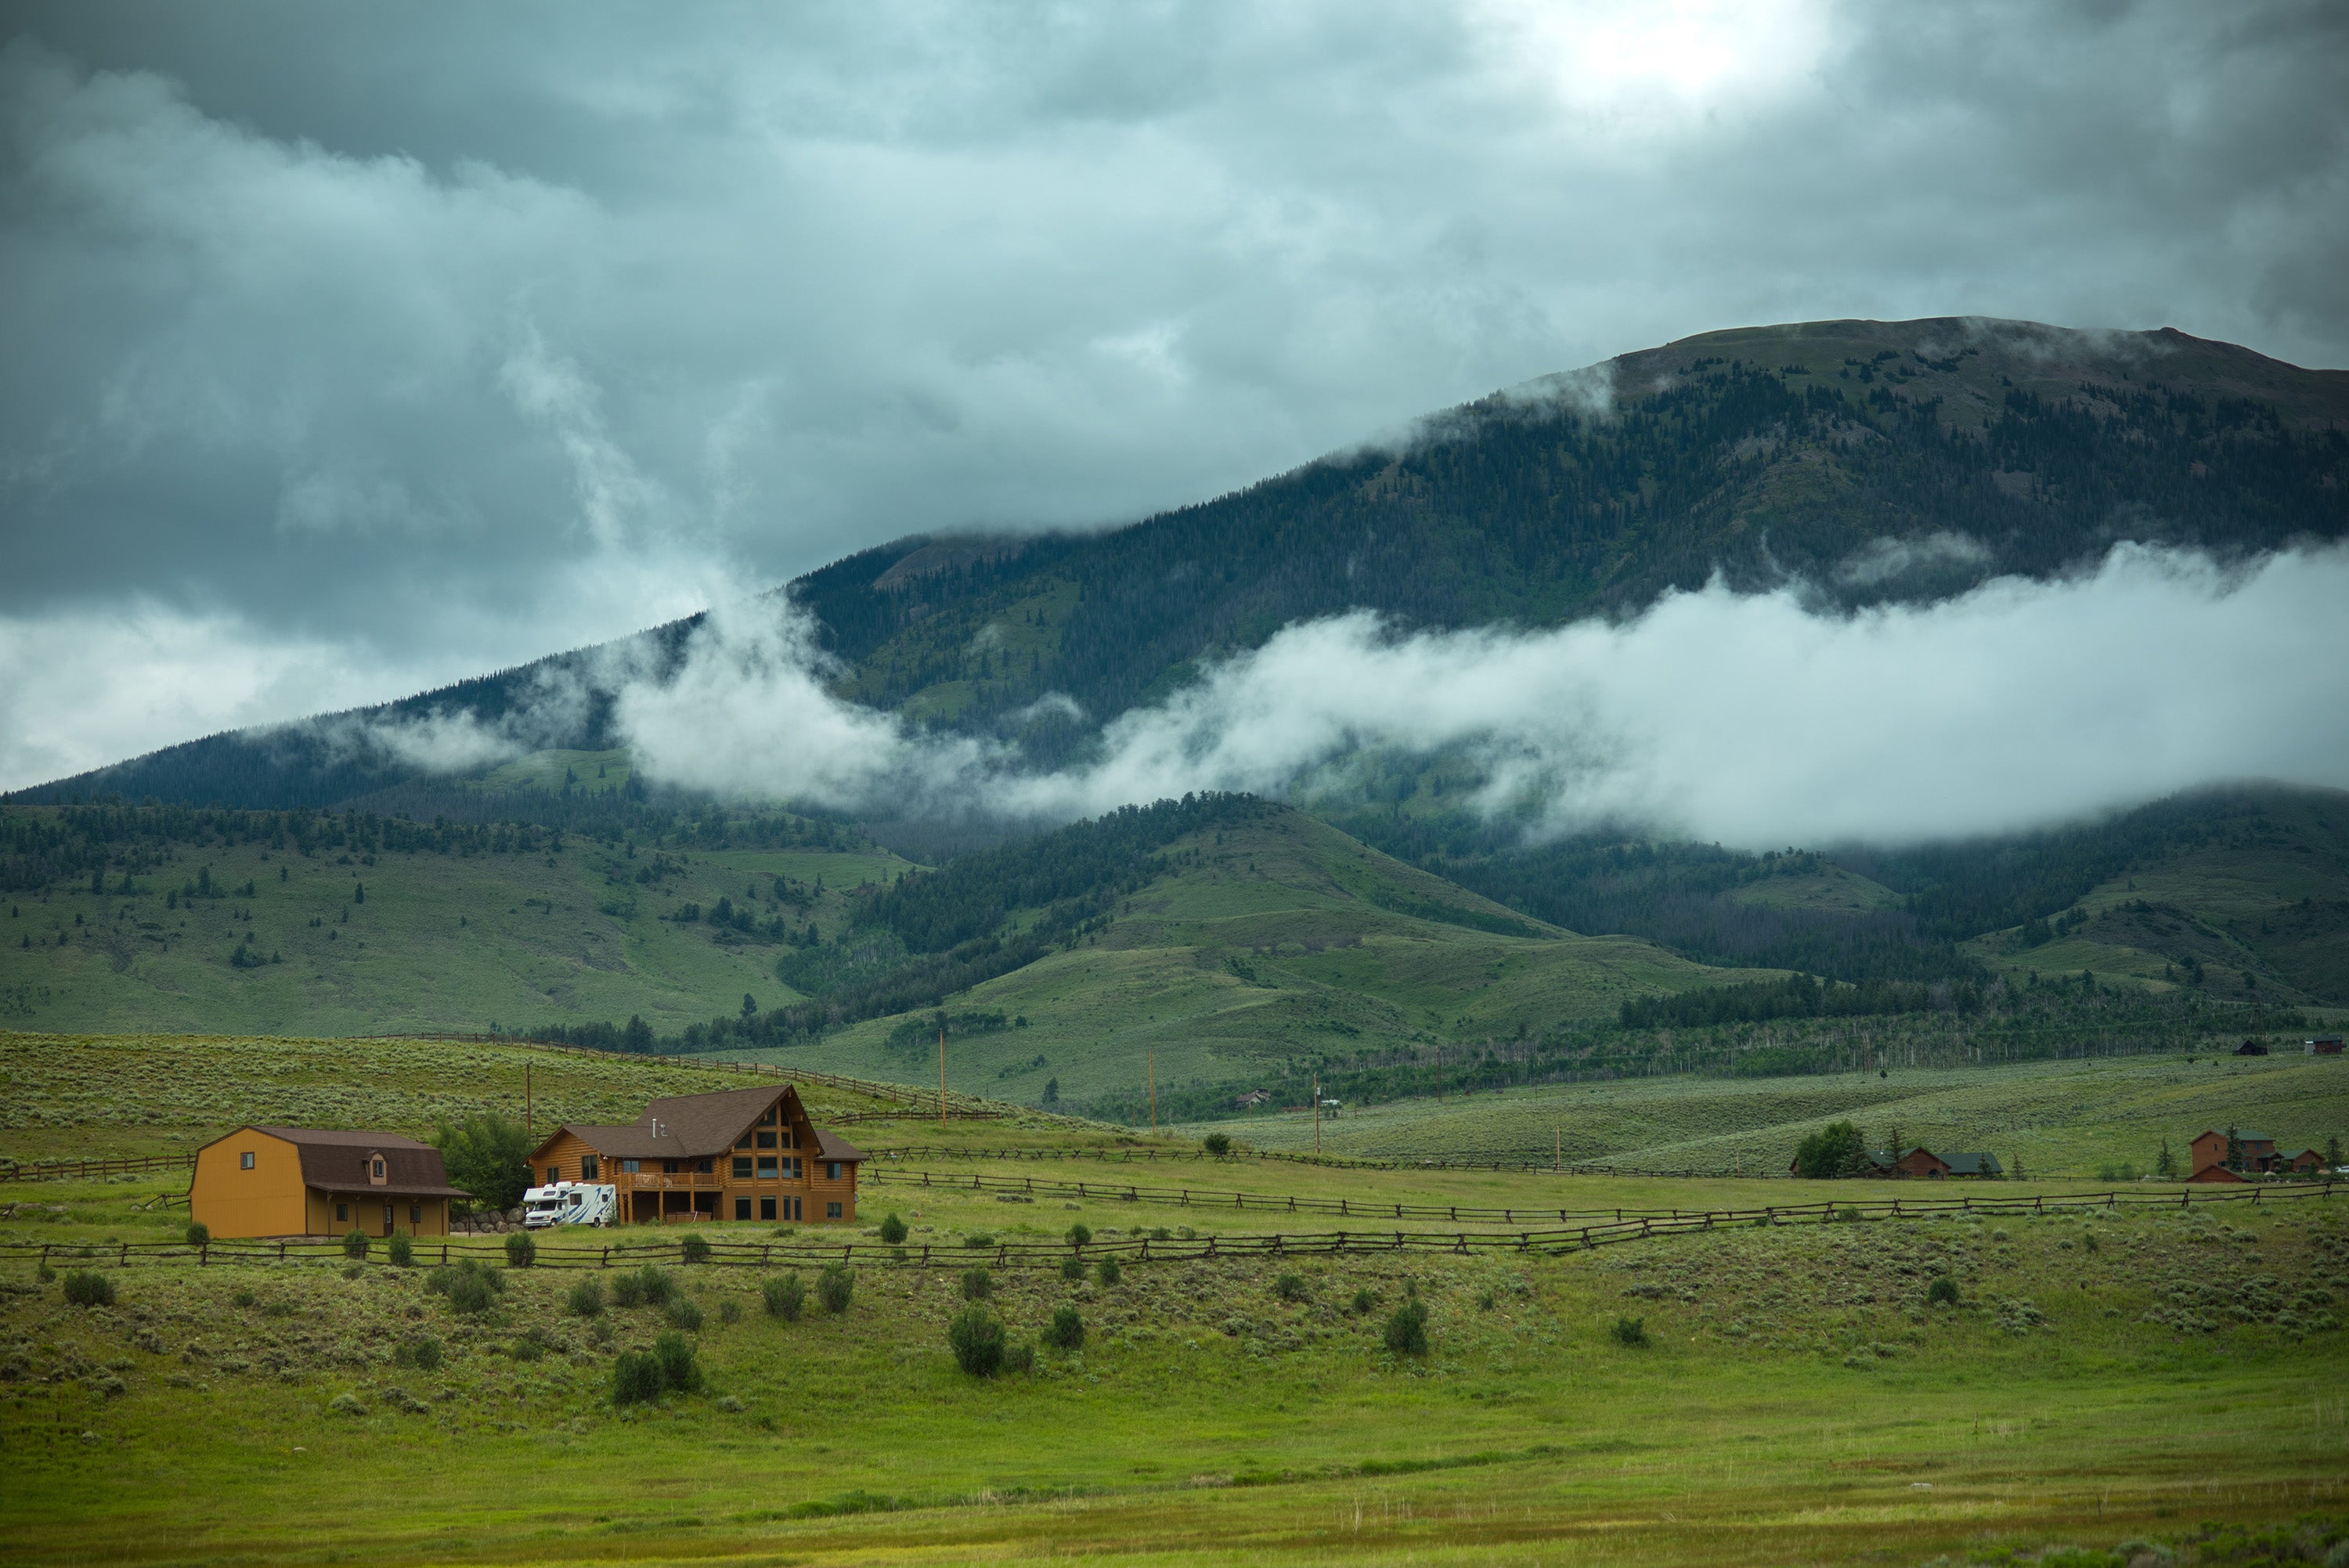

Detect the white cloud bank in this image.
[611,543,2349,849]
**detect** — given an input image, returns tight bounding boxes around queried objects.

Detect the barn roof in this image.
[245,1126,471,1198]
[2192,1129,2275,1143]
[1943,1152,2002,1176]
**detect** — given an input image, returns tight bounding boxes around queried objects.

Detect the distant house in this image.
[526,1083,863,1224]
[2186,1162,2249,1184]
[1875,1146,1952,1179]
[2235,1039,2269,1056]
[2284,1148,2329,1173]
[191,1126,467,1239]
[2188,1129,2280,1176]
[2308,1035,2344,1056]
[1943,1152,2003,1179]
[1232,1089,1272,1110]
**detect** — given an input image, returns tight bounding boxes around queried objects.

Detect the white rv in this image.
[522,1181,618,1228]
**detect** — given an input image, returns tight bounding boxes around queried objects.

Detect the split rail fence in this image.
[5,1181,2329,1276]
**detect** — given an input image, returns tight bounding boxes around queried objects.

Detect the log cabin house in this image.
[2189,1129,2280,1176]
[191,1126,468,1239]
[526,1083,864,1225]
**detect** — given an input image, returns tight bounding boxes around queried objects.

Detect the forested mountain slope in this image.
[16,317,2344,807]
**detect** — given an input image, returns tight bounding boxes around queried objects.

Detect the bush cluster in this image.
[426,1259,507,1314]
[63,1270,115,1308]
[763,1272,806,1321]
[612,1330,704,1406]
[1384,1299,1429,1357]
[878,1213,909,1245]
[817,1263,854,1314]
[612,1266,675,1309]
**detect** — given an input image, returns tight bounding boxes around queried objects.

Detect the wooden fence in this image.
[6,1180,2329,1274]
[0,1152,197,1184]
[866,1142,1755,1178]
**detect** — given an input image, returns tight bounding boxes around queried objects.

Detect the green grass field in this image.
[1185,1051,2349,1179]
[4,1031,2346,1563]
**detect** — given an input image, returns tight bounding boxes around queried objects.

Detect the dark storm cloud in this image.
[2,0,2344,790]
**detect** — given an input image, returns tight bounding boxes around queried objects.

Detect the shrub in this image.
[1096,1256,1121,1287]
[1610,1315,1651,1348]
[612,1349,664,1406]
[504,1232,536,1267]
[394,1333,443,1370]
[653,1329,702,1392]
[1793,1121,1869,1179]
[184,1221,210,1246]
[961,1267,993,1300]
[386,1235,414,1267]
[1059,1256,1085,1281]
[964,1232,994,1249]
[62,1271,115,1308]
[666,1297,706,1332]
[1384,1299,1428,1357]
[426,1259,506,1314]
[680,1233,712,1264]
[1836,1206,1862,1223]
[817,1263,854,1314]
[763,1273,806,1321]
[1003,1341,1037,1374]
[1351,1286,1377,1316]
[948,1304,1006,1375]
[1927,1275,1961,1307]
[509,1331,547,1363]
[878,1213,909,1245]
[1066,1222,1092,1248]
[719,1299,742,1325]
[567,1278,607,1317]
[230,1285,257,1308]
[1202,1134,1231,1157]
[342,1229,370,1260]
[1045,1304,1085,1350]
[615,1266,673,1308]
[1273,1272,1309,1303]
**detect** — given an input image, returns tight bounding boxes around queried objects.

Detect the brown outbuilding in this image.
[191,1126,468,1239]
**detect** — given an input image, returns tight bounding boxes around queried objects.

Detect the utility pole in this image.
[1553,1126,1560,1173]
[1313,1074,1321,1156]
[525,1062,532,1138]
[940,1022,948,1124]
[1148,1045,1156,1134]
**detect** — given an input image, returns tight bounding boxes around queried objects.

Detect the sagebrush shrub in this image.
[1045,1304,1085,1350]
[184,1221,210,1246]
[612,1349,663,1406]
[386,1235,414,1267]
[961,1267,993,1300]
[504,1232,536,1267]
[1609,1315,1650,1348]
[1927,1275,1961,1306]
[567,1278,606,1317]
[680,1233,712,1264]
[653,1329,701,1392]
[1096,1256,1121,1287]
[948,1304,1005,1376]
[1059,1255,1085,1281]
[1385,1299,1429,1357]
[62,1271,114,1308]
[666,1297,705,1332]
[817,1263,853,1314]
[878,1213,908,1245]
[763,1273,805,1321]
[1273,1272,1308,1303]
[342,1229,370,1260]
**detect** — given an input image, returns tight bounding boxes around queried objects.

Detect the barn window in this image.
[410,1203,422,1224]
[239,1151,255,1170]
[372,1158,384,1179]
[336,1202,348,1222]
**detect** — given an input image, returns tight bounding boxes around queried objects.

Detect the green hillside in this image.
[0,801,916,1038]
[788,803,1773,1109]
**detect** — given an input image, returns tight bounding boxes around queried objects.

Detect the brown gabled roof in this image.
[534,1082,868,1164]
[242,1126,471,1199]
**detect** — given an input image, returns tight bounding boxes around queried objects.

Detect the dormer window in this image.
[367,1154,388,1186]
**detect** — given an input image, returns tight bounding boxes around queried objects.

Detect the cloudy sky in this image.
[2,0,2345,794]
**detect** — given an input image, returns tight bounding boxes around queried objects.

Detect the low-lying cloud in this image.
[607,542,2349,849]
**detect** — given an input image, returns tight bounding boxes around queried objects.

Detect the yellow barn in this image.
[190,1126,469,1239]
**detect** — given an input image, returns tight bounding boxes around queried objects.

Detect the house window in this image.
[757,1155,778,1178]
[760,1197,777,1220]
[826,1202,843,1219]
[826,1161,842,1181]
[336,1202,348,1222]
[581,1155,598,1181]
[783,1128,797,1149]
[732,1156,752,1179]
[734,1197,752,1220]
[371,1157,385,1181]
[622,1159,639,1174]
[759,1108,777,1125]
[545,1166,559,1184]
[410,1203,422,1224]
[734,1134,753,1150]
[695,1159,713,1175]
[662,1159,680,1175]
[240,1151,255,1170]
[756,1131,777,1149]
[382,1202,395,1234]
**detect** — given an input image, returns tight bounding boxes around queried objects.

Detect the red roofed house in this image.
[526,1083,863,1225]
[2186,1161,2249,1184]
[2284,1148,2329,1173]
[191,1126,469,1239]
[1877,1146,1954,1179]
[2188,1129,2279,1177]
